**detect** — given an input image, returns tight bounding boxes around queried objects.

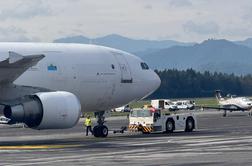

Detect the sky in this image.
[0,0,252,42]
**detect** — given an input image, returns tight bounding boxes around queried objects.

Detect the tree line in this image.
[150,69,252,99]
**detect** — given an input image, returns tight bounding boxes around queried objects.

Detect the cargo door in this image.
[112,52,132,83]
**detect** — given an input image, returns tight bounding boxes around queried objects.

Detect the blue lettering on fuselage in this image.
[48,64,57,71]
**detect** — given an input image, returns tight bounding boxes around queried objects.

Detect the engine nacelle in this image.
[4,91,81,129]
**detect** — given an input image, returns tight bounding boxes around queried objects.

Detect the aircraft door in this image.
[112,52,133,83]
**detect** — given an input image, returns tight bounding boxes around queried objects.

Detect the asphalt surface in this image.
[1,110,252,166]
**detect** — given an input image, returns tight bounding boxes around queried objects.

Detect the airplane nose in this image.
[153,71,161,91]
[140,71,161,99]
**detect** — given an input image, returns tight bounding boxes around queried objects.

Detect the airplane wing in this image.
[0,51,45,84]
[201,106,247,111]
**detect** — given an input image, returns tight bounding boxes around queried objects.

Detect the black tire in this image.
[100,125,108,137]
[185,117,194,132]
[189,106,195,110]
[166,119,174,133]
[223,111,227,117]
[169,108,176,112]
[93,126,100,137]
[93,125,108,137]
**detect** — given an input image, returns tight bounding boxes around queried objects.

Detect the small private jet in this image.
[203,90,252,117]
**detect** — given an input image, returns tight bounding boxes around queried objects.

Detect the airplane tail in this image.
[215,90,223,101]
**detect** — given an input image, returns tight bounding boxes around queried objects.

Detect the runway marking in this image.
[4,135,252,166]
[5,148,155,166]
[0,144,81,150]
[4,150,222,166]
[185,137,252,146]
[2,113,252,165]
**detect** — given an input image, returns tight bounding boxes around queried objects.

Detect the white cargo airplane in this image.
[204,90,252,117]
[0,42,161,137]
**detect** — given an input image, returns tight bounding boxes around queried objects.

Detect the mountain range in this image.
[54,34,252,75]
[141,39,252,75]
[54,34,194,53]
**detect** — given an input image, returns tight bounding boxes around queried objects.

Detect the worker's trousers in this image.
[86,126,93,136]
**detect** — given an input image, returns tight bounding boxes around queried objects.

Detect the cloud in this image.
[169,0,192,8]
[144,4,153,10]
[183,21,220,35]
[242,8,252,22]
[0,0,249,42]
[0,26,39,42]
[0,0,52,20]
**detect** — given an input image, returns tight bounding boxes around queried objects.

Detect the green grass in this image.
[129,100,151,108]
[110,112,130,117]
[193,97,218,107]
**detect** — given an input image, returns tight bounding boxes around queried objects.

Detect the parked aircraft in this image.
[204,90,252,117]
[0,43,161,137]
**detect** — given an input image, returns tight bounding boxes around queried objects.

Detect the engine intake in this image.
[4,96,43,127]
[4,91,81,129]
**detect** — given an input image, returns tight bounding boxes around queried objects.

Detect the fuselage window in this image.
[111,64,115,69]
[141,62,149,70]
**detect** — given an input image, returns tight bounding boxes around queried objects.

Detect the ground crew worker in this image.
[84,115,93,136]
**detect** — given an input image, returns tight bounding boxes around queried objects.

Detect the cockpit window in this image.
[141,62,149,70]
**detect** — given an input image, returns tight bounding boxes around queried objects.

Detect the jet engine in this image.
[3,91,81,129]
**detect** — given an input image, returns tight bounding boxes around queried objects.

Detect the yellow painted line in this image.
[0,144,81,150]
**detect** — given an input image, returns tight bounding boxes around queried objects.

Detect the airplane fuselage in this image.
[0,43,160,112]
[219,97,252,110]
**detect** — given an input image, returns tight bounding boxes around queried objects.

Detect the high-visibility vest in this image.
[85,118,92,126]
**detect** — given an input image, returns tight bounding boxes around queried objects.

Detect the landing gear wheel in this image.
[93,125,108,137]
[185,117,194,132]
[93,126,100,137]
[166,119,174,133]
[223,110,227,117]
[93,111,109,137]
[249,111,252,116]
[100,125,108,137]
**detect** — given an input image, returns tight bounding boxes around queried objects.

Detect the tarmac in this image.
[1,110,252,166]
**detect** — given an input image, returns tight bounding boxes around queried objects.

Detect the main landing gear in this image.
[248,109,252,116]
[223,110,227,117]
[93,111,109,137]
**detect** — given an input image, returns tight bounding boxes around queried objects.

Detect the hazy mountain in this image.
[235,38,252,48]
[54,34,194,53]
[141,39,252,75]
[54,35,90,43]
